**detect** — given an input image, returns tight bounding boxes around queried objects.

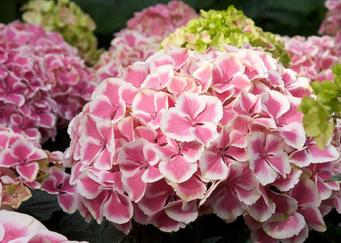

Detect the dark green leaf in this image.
[17,190,60,221]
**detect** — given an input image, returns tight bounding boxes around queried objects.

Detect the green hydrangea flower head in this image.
[162,6,290,65]
[22,0,101,65]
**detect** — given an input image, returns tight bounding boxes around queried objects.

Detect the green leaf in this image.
[17,190,60,221]
[46,211,126,242]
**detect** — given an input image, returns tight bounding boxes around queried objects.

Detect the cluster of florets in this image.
[22,0,102,65]
[94,30,160,82]
[0,22,94,141]
[66,46,341,241]
[161,6,290,65]
[127,0,198,38]
[285,35,341,81]
[94,1,197,83]
[319,0,341,36]
[0,210,86,242]
[0,127,47,209]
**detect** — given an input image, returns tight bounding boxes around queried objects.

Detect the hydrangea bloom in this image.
[0,127,47,209]
[319,0,341,36]
[285,35,341,81]
[0,22,95,140]
[94,30,160,82]
[95,1,196,83]
[67,45,341,241]
[127,0,197,38]
[162,6,290,65]
[0,210,86,242]
[22,0,101,65]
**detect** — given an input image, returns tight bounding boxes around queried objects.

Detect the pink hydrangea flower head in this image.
[127,1,197,38]
[67,46,341,240]
[0,21,94,140]
[285,35,341,81]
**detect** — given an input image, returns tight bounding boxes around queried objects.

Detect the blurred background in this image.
[1,0,327,48]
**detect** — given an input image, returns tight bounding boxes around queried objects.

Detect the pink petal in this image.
[278,123,306,149]
[261,90,290,119]
[0,150,17,167]
[58,194,78,214]
[213,188,245,222]
[142,65,174,90]
[151,211,185,233]
[192,61,212,92]
[262,212,306,240]
[102,192,133,224]
[142,166,163,183]
[11,139,35,161]
[124,63,149,88]
[273,169,302,192]
[93,146,113,170]
[199,151,229,181]
[309,144,339,163]
[176,92,205,120]
[247,197,276,222]
[122,171,147,202]
[193,123,218,146]
[16,162,39,182]
[159,156,196,183]
[251,157,277,186]
[299,205,326,232]
[160,109,193,142]
[290,178,321,207]
[76,174,101,199]
[170,176,206,201]
[165,201,198,224]
[267,153,291,177]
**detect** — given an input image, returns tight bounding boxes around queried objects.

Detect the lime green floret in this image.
[22,0,102,65]
[300,64,341,148]
[162,6,290,65]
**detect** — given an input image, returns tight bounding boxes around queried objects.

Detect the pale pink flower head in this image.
[0,127,47,208]
[94,30,160,82]
[127,1,197,38]
[285,35,340,81]
[0,21,95,138]
[67,46,341,238]
[0,210,86,242]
